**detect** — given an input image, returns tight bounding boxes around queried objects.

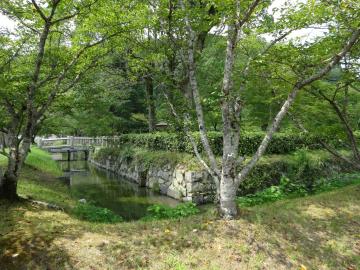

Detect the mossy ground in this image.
[0,166,359,270]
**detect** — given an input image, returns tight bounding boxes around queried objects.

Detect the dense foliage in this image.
[143,203,200,220]
[107,132,328,155]
[237,173,360,207]
[72,203,124,223]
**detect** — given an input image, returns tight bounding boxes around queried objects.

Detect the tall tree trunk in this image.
[219,175,238,218]
[145,75,156,132]
[0,154,19,201]
[0,173,18,201]
[0,131,32,201]
[0,141,23,201]
[220,22,241,218]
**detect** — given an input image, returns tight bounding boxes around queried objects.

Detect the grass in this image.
[25,147,62,176]
[0,146,62,177]
[0,166,359,270]
[16,167,75,209]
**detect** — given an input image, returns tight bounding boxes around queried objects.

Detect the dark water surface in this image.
[52,152,178,220]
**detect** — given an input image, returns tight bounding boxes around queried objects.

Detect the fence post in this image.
[70,136,74,147]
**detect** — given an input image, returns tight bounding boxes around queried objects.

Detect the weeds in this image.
[72,203,124,223]
[237,173,360,207]
[143,203,200,220]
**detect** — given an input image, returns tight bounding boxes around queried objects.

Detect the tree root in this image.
[23,197,64,211]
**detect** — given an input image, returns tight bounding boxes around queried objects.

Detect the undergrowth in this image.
[237,173,360,207]
[142,202,200,220]
[72,203,124,223]
[72,202,200,222]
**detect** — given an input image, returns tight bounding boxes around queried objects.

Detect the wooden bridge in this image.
[37,136,116,161]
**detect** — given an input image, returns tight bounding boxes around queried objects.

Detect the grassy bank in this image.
[0,146,62,177]
[0,165,359,269]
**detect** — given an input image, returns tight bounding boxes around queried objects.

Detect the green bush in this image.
[237,148,352,195]
[237,185,286,206]
[95,145,134,162]
[72,203,124,223]
[143,203,200,220]
[237,173,360,207]
[111,131,326,156]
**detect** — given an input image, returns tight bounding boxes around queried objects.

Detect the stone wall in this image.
[90,157,216,204]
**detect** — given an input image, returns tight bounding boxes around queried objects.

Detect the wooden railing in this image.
[37,136,121,148]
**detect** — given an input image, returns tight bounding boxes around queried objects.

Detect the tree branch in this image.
[179,0,220,178]
[31,0,48,22]
[237,0,262,28]
[51,0,99,25]
[236,27,360,185]
[162,89,220,188]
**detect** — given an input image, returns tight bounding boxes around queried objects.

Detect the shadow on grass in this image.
[0,200,83,270]
[239,184,360,269]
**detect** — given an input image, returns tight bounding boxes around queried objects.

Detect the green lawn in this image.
[0,146,62,177]
[0,166,359,270]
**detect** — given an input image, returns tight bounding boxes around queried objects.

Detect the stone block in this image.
[182,196,192,202]
[160,184,169,194]
[173,178,186,195]
[147,177,158,189]
[158,170,171,180]
[184,171,193,183]
[191,194,205,204]
[191,182,204,192]
[175,170,184,182]
[167,186,183,200]
[193,171,204,182]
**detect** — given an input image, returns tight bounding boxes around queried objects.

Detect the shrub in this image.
[237,185,285,206]
[143,202,200,220]
[72,203,124,223]
[237,173,360,207]
[95,145,134,163]
[110,131,326,156]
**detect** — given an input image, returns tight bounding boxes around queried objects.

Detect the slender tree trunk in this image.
[316,88,360,162]
[145,75,156,132]
[286,109,360,169]
[181,0,220,178]
[327,98,360,161]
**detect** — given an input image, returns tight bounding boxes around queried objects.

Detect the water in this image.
[52,152,178,220]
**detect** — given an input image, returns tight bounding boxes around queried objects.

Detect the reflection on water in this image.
[55,153,178,220]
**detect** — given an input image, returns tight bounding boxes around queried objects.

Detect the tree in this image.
[0,0,127,200]
[176,0,360,218]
